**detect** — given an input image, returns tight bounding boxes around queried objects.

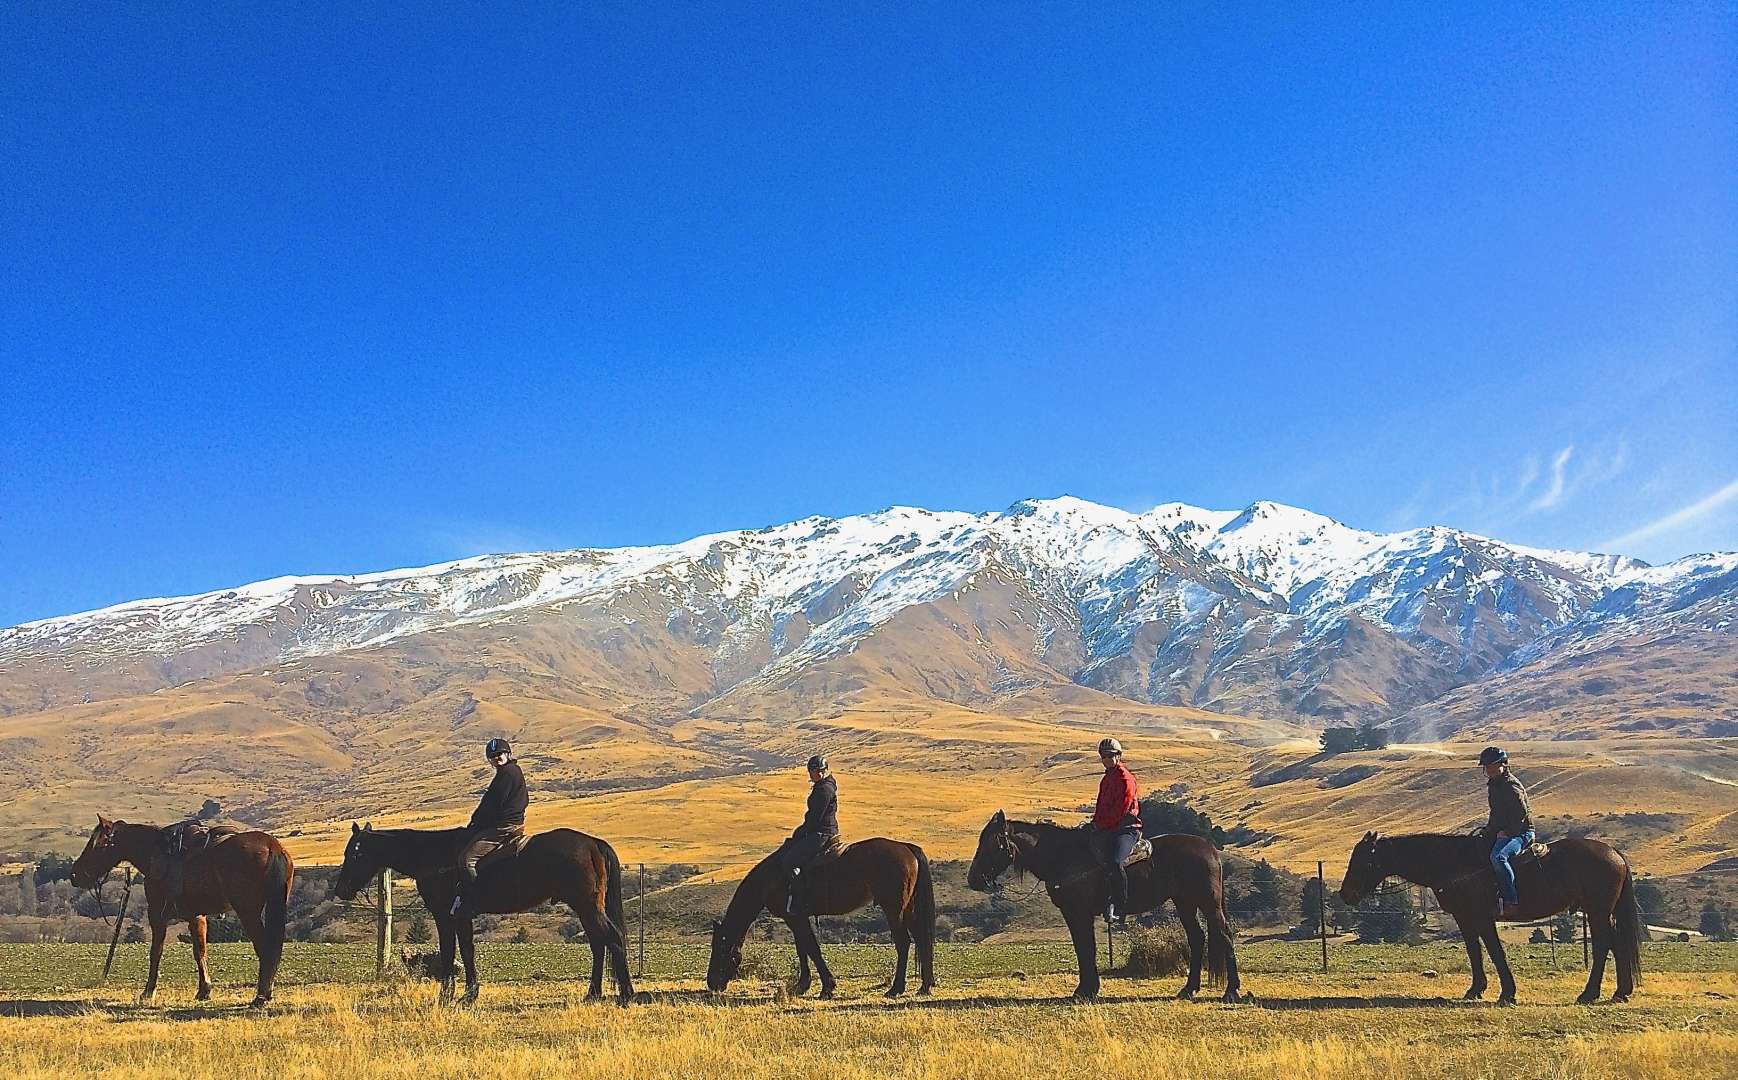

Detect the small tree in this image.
[1633,879,1667,922]
[1700,901,1732,942]
[1551,911,1578,943]
[196,799,222,822]
[16,874,36,917]
[1356,723,1390,750]
[405,912,432,944]
[1320,727,1360,755]
[1353,889,1421,944]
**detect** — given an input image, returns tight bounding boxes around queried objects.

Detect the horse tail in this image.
[260,847,291,966]
[1613,858,1643,988]
[1206,852,1229,986]
[602,839,626,938]
[907,843,937,987]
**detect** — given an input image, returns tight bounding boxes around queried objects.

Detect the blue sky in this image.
[2,6,1734,627]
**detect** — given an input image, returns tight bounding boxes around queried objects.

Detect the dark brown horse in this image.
[707,838,935,998]
[1340,831,1642,1004]
[966,811,1243,1002]
[69,816,293,1007]
[333,822,634,1004]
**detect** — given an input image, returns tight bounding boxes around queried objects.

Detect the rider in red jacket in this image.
[1093,737,1142,922]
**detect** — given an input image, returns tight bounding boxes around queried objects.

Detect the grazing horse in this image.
[69,816,292,1007]
[1340,831,1642,1004]
[707,838,935,999]
[966,811,1243,1002]
[334,822,634,1004]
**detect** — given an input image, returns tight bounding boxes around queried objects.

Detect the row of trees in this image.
[1319,724,1392,755]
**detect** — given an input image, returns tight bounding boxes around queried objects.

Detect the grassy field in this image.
[2,943,1734,1078]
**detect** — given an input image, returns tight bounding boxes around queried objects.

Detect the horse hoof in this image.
[248,996,270,1010]
[1221,990,1243,1004]
[1176,987,1198,1000]
[195,987,212,1002]
[1070,987,1099,1003]
[818,987,835,1001]
[916,987,933,997]
[885,987,905,999]
[1576,993,1599,1006]
[1497,996,1517,1007]
[1612,993,1630,1004]
[1463,990,1484,1001]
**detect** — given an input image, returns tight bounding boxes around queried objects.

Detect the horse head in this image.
[69,815,122,890]
[333,821,379,900]
[705,917,740,992]
[1339,830,1385,905]
[966,810,1014,892]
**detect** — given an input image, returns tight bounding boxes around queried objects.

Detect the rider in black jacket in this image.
[450,737,528,917]
[782,754,839,914]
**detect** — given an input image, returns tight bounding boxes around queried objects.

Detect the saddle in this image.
[156,822,244,917]
[474,829,531,873]
[1122,835,1154,868]
[1512,840,1551,867]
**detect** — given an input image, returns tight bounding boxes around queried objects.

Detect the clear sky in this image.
[2,6,1734,627]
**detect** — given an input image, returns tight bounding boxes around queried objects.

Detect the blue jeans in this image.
[1490,831,1534,905]
[1093,828,1139,913]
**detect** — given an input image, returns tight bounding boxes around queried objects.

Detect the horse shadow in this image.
[1252,995,1483,1011]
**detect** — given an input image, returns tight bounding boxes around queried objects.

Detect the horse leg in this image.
[587,935,607,1000]
[142,914,168,1003]
[792,916,836,999]
[230,899,278,1008]
[1063,906,1100,1001]
[574,901,634,1005]
[1483,924,1517,1005]
[784,918,812,996]
[435,915,458,1004]
[1203,900,1242,1003]
[1173,902,1205,999]
[1454,915,1487,1000]
[457,917,480,1003]
[190,915,213,1001]
[887,921,910,998]
[1580,908,1612,1005]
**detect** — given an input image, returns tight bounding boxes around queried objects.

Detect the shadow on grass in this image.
[1253,995,1485,1011]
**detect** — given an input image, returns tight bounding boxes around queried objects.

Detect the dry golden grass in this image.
[2,971,1734,1079]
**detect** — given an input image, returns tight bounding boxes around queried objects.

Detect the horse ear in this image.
[351,821,360,834]
[364,822,373,831]
[96,814,112,828]
[993,809,1005,823]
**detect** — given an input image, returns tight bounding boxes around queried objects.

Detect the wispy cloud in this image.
[1528,445,1575,512]
[1601,474,1738,554]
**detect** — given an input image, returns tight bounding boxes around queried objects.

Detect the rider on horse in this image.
[450,737,528,917]
[782,754,840,915]
[1092,737,1142,924]
[1480,745,1534,918]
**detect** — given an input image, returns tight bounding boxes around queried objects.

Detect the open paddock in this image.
[1,942,1733,1078]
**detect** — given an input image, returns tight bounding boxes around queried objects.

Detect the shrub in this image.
[1113,925,1189,979]
[736,939,787,983]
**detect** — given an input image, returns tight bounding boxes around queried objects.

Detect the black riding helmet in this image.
[806,754,827,772]
[1478,746,1507,767]
[487,737,513,759]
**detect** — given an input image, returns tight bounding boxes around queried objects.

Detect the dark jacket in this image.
[469,761,528,831]
[1485,770,1532,837]
[793,775,839,840]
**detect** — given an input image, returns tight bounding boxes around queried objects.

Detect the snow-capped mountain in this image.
[0,497,1728,731]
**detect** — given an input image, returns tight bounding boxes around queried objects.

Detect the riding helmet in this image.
[806,753,827,772]
[486,737,513,758]
[1098,737,1123,757]
[1477,746,1507,767]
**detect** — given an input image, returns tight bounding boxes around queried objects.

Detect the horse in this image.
[1339,831,1642,1004]
[333,822,634,1005]
[966,810,1243,1002]
[68,816,293,1007]
[707,838,935,999]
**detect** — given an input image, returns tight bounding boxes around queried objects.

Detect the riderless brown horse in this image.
[333,822,634,1004]
[967,811,1243,1002]
[69,816,293,1007]
[707,838,935,998]
[1340,831,1642,1004]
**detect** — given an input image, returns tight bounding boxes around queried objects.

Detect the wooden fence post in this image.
[1318,861,1328,973]
[636,864,646,978]
[376,869,393,975]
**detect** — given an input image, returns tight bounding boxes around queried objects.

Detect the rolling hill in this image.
[0,497,1733,873]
